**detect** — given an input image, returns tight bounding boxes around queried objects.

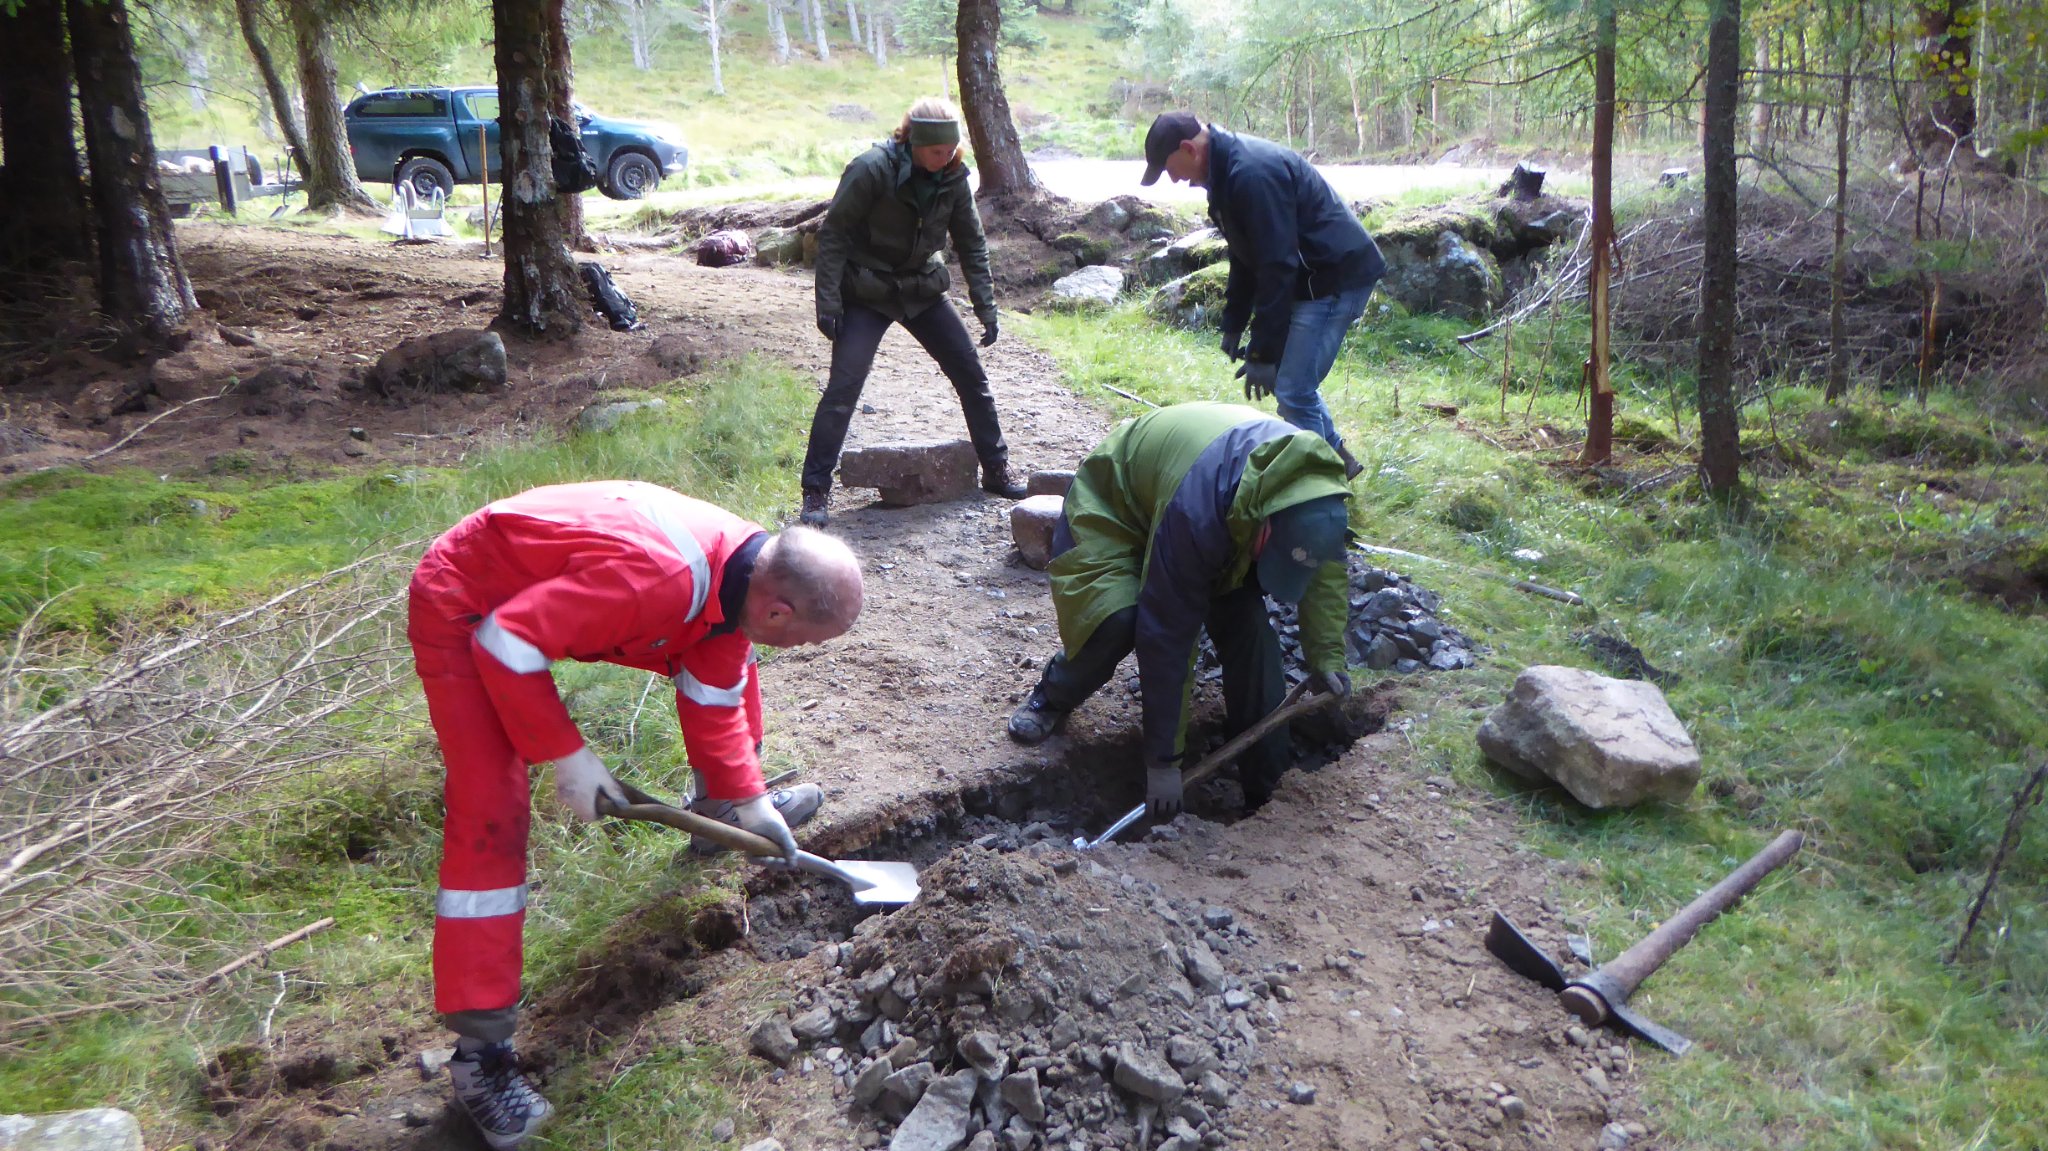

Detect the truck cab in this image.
[343,86,689,201]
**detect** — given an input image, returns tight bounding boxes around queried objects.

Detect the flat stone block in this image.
[1010,495,1065,570]
[840,440,979,506]
[1026,470,1075,497]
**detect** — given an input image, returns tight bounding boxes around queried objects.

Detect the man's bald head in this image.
[740,526,864,647]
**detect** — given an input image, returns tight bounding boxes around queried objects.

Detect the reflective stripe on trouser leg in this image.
[420,661,533,1016]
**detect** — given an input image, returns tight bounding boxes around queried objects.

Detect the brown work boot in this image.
[799,488,830,528]
[981,460,1028,500]
[1334,441,1364,481]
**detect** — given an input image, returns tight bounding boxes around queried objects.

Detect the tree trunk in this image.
[288,0,379,212]
[870,5,887,66]
[0,0,90,266]
[956,0,1039,197]
[844,0,858,46]
[1826,57,1852,401]
[706,0,724,94]
[1911,1,1980,166]
[232,0,309,168]
[495,0,583,335]
[1581,0,1616,466]
[798,0,812,47]
[769,0,790,63]
[1699,0,1743,495]
[545,0,587,251]
[810,0,828,61]
[66,0,195,339]
[627,1,651,70]
[1752,21,1775,157]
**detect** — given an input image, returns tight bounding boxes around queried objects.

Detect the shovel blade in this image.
[794,853,921,907]
[1486,910,1569,992]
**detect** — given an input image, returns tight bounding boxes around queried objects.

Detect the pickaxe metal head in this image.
[1485,911,1694,1056]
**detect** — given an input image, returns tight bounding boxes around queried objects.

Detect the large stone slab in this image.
[840,440,980,506]
[1049,265,1126,311]
[0,1109,143,1151]
[1010,495,1065,570]
[1475,665,1700,808]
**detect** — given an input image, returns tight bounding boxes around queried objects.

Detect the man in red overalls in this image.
[407,481,864,1148]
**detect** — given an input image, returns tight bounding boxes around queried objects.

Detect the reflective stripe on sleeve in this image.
[673,665,748,707]
[436,883,530,919]
[628,496,712,622]
[475,614,550,673]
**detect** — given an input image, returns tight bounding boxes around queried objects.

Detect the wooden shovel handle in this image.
[600,783,785,860]
[1181,679,1342,789]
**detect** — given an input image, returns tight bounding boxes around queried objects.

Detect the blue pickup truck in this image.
[344,85,689,200]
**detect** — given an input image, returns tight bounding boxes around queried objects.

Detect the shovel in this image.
[1075,679,1342,850]
[598,781,921,907]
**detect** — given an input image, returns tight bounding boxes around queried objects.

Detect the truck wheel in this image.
[603,152,660,200]
[396,156,455,200]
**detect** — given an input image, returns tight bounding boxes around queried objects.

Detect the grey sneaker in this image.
[688,784,825,856]
[1007,689,1068,746]
[449,1042,553,1150]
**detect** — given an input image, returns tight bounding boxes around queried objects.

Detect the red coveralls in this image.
[406,481,767,1021]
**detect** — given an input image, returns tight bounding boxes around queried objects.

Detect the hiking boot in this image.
[799,488,830,528]
[1007,688,1068,745]
[1334,441,1365,481]
[981,461,1028,500]
[449,1041,553,1150]
[688,784,825,856]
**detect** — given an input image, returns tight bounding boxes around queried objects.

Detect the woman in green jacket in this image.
[800,97,1027,527]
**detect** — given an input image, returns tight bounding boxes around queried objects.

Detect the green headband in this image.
[907,117,961,147]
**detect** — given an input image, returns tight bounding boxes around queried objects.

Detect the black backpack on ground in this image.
[549,116,601,195]
[578,262,643,332]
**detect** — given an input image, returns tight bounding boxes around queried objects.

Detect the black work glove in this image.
[1316,670,1352,698]
[817,312,841,342]
[976,307,1000,348]
[1220,331,1245,362]
[1238,360,1278,403]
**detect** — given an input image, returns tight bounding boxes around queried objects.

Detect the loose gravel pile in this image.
[746,848,1294,1151]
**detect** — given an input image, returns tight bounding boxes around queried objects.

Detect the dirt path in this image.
[33,226,1651,1151]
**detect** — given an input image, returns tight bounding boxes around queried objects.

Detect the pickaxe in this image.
[1485,829,1804,1055]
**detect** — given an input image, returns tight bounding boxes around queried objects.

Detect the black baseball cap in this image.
[1140,111,1204,186]
[1257,495,1349,603]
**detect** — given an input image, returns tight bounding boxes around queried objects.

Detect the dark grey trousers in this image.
[801,300,1009,494]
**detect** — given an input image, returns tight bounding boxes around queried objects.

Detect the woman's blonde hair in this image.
[894,97,962,146]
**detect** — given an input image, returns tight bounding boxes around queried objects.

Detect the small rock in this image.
[1111,1044,1185,1103]
[417,1047,454,1080]
[965,1132,997,1151]
[1163,1035,1208,1070]
[1499,1095,1526,1121]
[1566,1025,1593,1048]
[790,1004,839,1043]
[1287,1082,1317,1105]
[885,1060,937,1103]
[959,1031,1009,1080]
[1583,1066,1613,1096]
[889,1070,977,1151]
[1198,1071,1231,1107]
[1201,907,1235,930]
[738,1137,780,1151]
[1048,1014,1082,1049]
[1000,1069,1046,1124]
[1221,989,1253,1011]
[749,1015,799,1067]
[1182,941,1225,993]
[854,1058,894,1106]
[1598,1121,1633,1149]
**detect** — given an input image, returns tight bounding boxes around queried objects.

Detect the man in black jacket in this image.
[1141,112,1384,479]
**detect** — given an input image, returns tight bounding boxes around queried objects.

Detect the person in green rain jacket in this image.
[1009,402,1354,814]
[799,96,1027,528]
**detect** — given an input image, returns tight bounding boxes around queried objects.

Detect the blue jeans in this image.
[1273,282,1375,450]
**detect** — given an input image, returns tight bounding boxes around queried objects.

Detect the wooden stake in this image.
[480,121,493,257]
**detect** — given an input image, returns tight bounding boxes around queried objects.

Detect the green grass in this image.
[0,356,819,1139]
[1028,304,2048,1149]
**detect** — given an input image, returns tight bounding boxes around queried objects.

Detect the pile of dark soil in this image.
[745,847,1289,1151]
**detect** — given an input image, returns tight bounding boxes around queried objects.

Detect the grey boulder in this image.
[1476,664,1700,808]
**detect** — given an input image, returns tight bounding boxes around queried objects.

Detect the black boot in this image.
[981,460,1028,500]
[800,488,830,528]
[1334,441,1364,481]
